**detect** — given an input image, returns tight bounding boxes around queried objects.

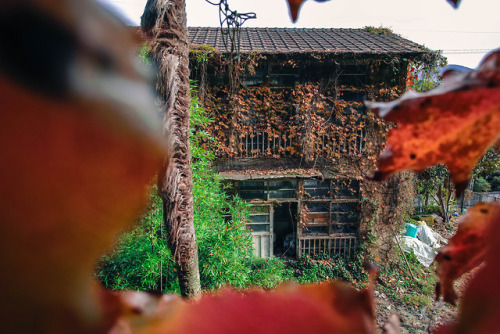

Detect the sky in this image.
[102,0,500,68]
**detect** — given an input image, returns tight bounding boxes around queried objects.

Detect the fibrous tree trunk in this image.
[141,0,201,298]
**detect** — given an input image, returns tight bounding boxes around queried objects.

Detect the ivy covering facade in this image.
[187,27,437,260]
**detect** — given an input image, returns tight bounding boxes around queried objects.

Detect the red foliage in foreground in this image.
[435,202,499,305]
[366,49,500,196]
[435,204,500,333]
[106,281,375,334]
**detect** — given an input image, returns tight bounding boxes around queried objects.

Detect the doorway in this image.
[273,202,297,258]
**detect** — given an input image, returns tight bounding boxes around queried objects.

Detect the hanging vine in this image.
[205,0,256,95]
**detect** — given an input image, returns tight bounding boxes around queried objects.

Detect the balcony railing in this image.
[298,235,357,258]
[234,130,365,158]
[237,132,295,158]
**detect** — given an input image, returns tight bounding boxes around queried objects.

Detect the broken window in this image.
[269,180,296,199]
[237,180,297,201]
[232,178,360,258]
[303,179,330,198]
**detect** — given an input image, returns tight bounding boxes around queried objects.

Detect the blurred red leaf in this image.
[286,0,329,22]
[108,281,376,334]
[0,2,166,331]
[435,202,500,305]
[434,203,500,333]
[446,0,461,8]
[0,77,165,333]
[382,314,401,334]
[366,49,500,195]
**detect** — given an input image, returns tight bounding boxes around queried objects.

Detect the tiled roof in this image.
[188,27,427,54]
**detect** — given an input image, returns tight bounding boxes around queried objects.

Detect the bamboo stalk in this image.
[395,236,416,281]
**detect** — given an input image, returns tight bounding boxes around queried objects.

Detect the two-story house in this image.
[187,27,430,259]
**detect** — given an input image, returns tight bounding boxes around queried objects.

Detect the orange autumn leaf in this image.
[108,281,376,334]
[366,49,500,195]
[435,202,500,305]
[434,204,500,334]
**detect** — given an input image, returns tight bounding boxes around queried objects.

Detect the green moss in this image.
[363,26,393,35]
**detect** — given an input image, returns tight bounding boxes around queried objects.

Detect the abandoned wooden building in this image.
[187,27,430,259]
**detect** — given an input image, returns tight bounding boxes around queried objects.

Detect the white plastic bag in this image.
[397,236,437,267]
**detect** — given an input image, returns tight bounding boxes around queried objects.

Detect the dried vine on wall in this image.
[188,48,442,257]
[188,51,425,175]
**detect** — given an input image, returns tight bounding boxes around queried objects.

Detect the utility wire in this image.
[440,49,495,54]
[399,29,500,34]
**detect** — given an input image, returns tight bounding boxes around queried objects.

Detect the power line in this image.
[399,29,500,34]
[443,51,493,54]
[439,48,494,54]
[442,49,494,51]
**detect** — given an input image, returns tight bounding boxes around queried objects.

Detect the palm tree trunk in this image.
[141,0,201,298]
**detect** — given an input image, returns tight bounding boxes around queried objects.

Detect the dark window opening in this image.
[273,202,297,258]
[232,178,361,258]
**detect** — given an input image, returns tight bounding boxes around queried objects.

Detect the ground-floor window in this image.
[228,178,361,258]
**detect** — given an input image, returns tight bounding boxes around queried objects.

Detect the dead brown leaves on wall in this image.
[201,84,382,170]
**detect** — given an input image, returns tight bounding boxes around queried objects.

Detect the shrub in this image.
[96,189,180,293]
[96,88,254,293]
[286,254,368,286]
[490,175,500,191]
[247,257,290,289]
[190,93,254,290]
[474,177,491,192]
[422,204,441,215]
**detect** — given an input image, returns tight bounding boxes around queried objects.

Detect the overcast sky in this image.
[103,0,500,68]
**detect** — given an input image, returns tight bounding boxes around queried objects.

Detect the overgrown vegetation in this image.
[97,89,254,292]
[97,44,445,306]
[473,146,500,192]
[473,176,491,192]
[247,258,289,289]
[96,189,179,293]
[378,252,438,310]
[490,170,500,191]
[287,254,368,286]
[96,86,377,293]
[245,254,370,290]
[188,43,447,165]
[363,26,393,35]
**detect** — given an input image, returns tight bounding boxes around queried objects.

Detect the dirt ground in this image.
[374,289,456,333]
[374,270,477,333]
